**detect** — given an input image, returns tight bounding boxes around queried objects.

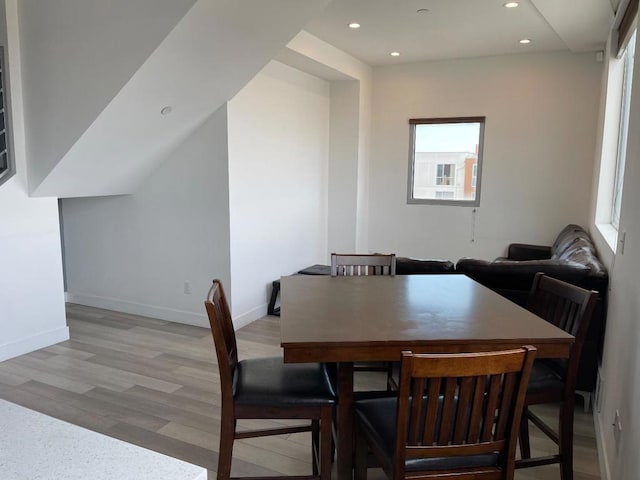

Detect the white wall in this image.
[227,61,330,325]
[0,0,68,361]
[590,30,640,480]
[285,32,373,252]
[328,80,360,254]
[368,51,602,261]
[62,106,231,327]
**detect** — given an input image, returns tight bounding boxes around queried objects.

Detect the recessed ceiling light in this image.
[160,106,173,115]
[504,2,519,7]
[390,51,401,57]
[417,8,429,13]
[348,22,360,29]
[519,38,531,44]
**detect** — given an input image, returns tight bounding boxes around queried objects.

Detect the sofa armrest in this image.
[507,243,552,261]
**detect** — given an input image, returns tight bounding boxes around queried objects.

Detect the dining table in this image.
[279,273,574,480]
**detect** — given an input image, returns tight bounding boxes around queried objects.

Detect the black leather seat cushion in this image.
[526,360,565,396]
[234,357,336,407]
[355,397,499,472]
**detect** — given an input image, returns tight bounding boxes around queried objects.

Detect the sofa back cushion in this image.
[551,224,607,277]
[395,257,454,275]
[551,224,590,256]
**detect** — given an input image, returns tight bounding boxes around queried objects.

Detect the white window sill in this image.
[596,223,618,254]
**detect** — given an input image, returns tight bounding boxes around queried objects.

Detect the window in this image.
[435,191,454,200]
[408,117,485,206]
[0,47,13,187]
[436,164,455,185]
[612,31,636,229]
[595,0,637,249]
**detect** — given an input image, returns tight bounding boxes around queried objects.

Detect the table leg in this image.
[337,362,354,480]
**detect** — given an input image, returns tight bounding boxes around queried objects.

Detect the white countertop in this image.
[0,399,207,480]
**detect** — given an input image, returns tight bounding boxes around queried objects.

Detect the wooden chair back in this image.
[331,253,396,276]
[525,273,597,383]
[394,347,536,480]
[205,279,238,401]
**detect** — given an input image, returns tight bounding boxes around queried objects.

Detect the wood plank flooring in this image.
[0,303,601,480]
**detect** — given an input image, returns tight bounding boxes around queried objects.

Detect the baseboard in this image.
[232,303,268,329]
[66,292,209,328]
[0,326,70,362]
[594,409,611,480]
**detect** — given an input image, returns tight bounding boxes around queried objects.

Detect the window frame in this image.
[612,30,636,229]
[407,116,485,207]
[0,47,14,187]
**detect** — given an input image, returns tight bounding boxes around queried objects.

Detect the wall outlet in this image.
[183,281,192,295]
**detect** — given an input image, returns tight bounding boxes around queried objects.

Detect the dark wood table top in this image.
[281,274,574,361]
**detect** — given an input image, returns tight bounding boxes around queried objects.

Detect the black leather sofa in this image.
[456,224,608,393]
[267,258,454,316]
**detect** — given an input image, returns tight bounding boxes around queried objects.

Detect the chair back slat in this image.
[330,253,396,276]
[394,348,536,479]
[480,374,502,442]
[453,376,474,444]
[466,375,486,444]
[495,372,517,440]
[205,280,238,401]
[421,378,441,445]
[438,377,458,445]
[408,377,425,444]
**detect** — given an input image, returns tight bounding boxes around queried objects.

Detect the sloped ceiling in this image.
[19,0,198,195]
[22,0,330,197]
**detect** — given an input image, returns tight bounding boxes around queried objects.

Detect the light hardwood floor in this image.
[0,304,600,480]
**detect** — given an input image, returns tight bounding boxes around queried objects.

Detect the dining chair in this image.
[331,253,396,277]
[205,279,335,480]
[515,273,597,480]
[331,253,396,385]
[354,347,536,480]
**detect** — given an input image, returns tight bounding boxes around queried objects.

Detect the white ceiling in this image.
[305,0,615,66]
